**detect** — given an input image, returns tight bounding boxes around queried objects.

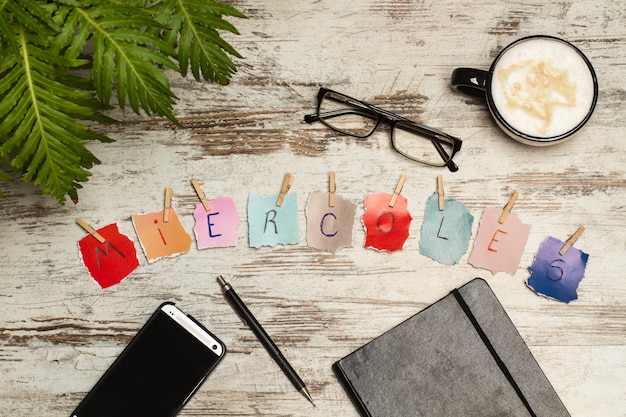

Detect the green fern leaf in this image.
[1,0,245,203]
[154,0,246,85]
[57,5,181,123]
[1,0,58,58]
[0,27,112,204]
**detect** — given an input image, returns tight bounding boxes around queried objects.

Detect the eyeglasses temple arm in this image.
[304,114,320,123]
[431,139,459,172]
[372,103,461,143]
[304,108,378,124]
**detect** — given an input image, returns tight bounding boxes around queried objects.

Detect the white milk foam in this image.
[490,38,595,138]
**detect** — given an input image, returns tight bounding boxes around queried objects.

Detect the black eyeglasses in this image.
[304,88,462,172]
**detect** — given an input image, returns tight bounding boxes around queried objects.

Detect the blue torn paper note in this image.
[248,192,299,248]
[419,192,474,265]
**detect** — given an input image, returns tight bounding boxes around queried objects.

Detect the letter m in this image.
[95,242,126,270]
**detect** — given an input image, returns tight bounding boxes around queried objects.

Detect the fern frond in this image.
[1,0,59,33]
[1,0,245,203]
[0,28,113,204]
[57,5,180,123]
[154,0,246,85]
[0,159,10,196]
[0,0,58,58]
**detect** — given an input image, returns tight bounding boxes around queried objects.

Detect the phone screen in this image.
[70,303,225,417]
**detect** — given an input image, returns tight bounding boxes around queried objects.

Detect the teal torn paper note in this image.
[248,192,299,248]
[419,193,474,265]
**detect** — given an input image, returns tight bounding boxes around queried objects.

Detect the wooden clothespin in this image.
[329,171,336,207]
[191,179,211,212]
[276,173,294,207]
[437,175,445,211]
[498,191,519,224]
[76,218,105,243]
[163,187,173,222]
[389,174,407,207]
[559,226,585,255]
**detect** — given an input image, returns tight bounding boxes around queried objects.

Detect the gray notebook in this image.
[333,278,570,417]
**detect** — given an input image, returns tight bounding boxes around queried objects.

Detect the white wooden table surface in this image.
[1,1,625,416]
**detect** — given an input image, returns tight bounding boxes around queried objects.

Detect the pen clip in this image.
[217,276,248,326]
[227,301,248,327]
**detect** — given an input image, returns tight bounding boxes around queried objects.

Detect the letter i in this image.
[154,218,167,245]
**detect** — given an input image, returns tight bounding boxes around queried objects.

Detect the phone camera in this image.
[212,345,218,350]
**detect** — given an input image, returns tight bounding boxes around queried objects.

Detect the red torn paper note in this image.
[362,193,412,252]
[78,223,140,289]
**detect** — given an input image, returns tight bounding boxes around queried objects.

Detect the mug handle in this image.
[450,68,489,98]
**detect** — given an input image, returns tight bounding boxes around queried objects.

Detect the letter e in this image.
[487,229,508,252]
[207,212,222,238]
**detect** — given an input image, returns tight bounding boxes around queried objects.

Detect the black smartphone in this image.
[70,302,226,417]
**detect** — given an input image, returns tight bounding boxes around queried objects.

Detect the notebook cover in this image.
[333,278,570,417]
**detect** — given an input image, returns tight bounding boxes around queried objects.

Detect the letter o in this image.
[376,211,395,234]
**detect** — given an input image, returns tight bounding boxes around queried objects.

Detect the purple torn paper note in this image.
[526,236,589,303]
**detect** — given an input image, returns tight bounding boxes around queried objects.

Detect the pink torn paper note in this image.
[78,223,140,289]
[362,193,412,252]
[469,207,531,275]
[305,190,356,252]
[131,209,192,263]
[193,197,240,249]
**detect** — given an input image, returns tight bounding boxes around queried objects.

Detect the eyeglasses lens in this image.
[392,122,454,166]
[318,92,378,138]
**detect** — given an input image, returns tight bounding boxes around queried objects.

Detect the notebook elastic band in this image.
[452,289,537,417]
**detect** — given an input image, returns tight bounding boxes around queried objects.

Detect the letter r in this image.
[264,210,278,234]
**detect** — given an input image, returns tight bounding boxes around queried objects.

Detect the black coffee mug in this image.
[451,35,598,146]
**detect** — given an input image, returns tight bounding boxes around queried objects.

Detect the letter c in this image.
[320,213,338,237]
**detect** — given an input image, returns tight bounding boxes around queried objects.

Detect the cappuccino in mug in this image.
[451,35,598,146]
[490,37,596,139]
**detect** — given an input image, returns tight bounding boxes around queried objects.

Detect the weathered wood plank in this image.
[1,0,625,416]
